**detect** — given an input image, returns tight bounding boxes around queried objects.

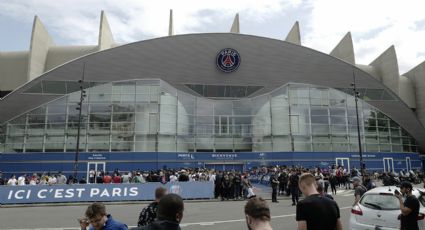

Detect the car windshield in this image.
[360,194,399,210]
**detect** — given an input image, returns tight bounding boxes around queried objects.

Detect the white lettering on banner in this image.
[7,190,32,200]
[38,189,47,198]
[0,183,212,204]
[90,188,100,197]
[177,153,195,159]
[112,188,121,197]
[211,153,238,159]
[15,190,24,199]
[54,189,64,198]
[351,154,376,158]
[76,188,85,197]
[65,189,74,198]
[88,153,106,160]
[100,189,109,197]
[129,187,138,196]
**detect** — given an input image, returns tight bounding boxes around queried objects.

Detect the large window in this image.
[0,81,419,153]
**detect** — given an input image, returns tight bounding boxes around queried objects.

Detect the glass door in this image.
[406,157,411,171]
[383,158,394,172]
[335,157,350,171]
[87,162,106,184]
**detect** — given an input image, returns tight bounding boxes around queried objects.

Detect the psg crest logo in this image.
[216,48,241,73]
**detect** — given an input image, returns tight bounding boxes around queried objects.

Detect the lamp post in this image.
[73,63,86,181]
[351,70,365,177]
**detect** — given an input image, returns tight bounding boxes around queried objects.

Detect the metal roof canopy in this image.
[1,33,424,152]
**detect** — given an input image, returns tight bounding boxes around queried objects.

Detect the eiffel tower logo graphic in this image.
[223,54,234,67]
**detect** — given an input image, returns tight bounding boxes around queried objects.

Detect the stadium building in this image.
[1,11,425,178]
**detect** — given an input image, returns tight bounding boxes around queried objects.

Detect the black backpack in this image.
[290,174,299,186]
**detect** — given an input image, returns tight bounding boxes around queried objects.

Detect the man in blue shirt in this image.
[79,202,128,230]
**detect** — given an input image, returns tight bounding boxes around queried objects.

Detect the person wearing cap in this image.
[352,176,366,206]
[178,169,189,182]
[244,197,273,230]
[395,181,420,230]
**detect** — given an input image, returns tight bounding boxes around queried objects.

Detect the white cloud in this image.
[0,0,300,44]
[0,0,424,73]
[303,0,425,73]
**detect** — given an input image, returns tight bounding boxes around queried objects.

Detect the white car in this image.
[349,186,425,230]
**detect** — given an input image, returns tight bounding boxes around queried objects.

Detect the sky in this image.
[0,0,424,73]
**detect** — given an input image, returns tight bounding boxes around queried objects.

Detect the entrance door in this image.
[87,162,106,184]
[224,164,244,172]
[406,157,412,171]
[335,158,350,171]
[205,164,244,172]
[383,158,394,173]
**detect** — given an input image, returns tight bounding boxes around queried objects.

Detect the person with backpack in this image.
[137,187,167,227]
[352,177,367,206]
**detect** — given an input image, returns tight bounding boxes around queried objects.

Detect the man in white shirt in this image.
[7,175,17,186]
[57,172,67,184]
[169,173,178,182]
[17,174,26,185]
[48,175,57,185]
[209,171,216,183]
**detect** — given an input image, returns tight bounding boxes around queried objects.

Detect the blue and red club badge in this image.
[216,48,241,73]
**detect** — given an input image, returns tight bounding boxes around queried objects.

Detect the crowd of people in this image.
[1,164,420,229]
[76,172,346,230]
[76,174,421,230]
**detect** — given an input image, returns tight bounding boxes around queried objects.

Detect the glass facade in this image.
[0,80,418,153]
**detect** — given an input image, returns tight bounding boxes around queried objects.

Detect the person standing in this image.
[57,172,67,185]
[131,193,184,230]
[0,171,4,185]
[278,170,288,196]
[296,173,342,230]
[329,174,337,195]
[233,173,242,200]
[122,172,131,183]
[396,181,420,230]
[137,187,167,227]
[17,174,26,185]
[103,172,112,184]
[352,177,366,206]
[316,181,333,200]
[7,174,17,186]
[269,172,279,203]
[289,169,299,206]
[244,197,273,230]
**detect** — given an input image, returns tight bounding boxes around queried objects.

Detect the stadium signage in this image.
[177,153,195,159]
[211,153,238,159]
[0,182,214,204]
[351,154,376,158]
[88,153,107,160]
[216,48,241,73]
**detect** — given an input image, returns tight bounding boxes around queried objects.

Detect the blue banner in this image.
[0,182,214,204]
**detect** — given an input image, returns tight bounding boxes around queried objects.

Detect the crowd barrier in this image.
[0,181,214,205]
